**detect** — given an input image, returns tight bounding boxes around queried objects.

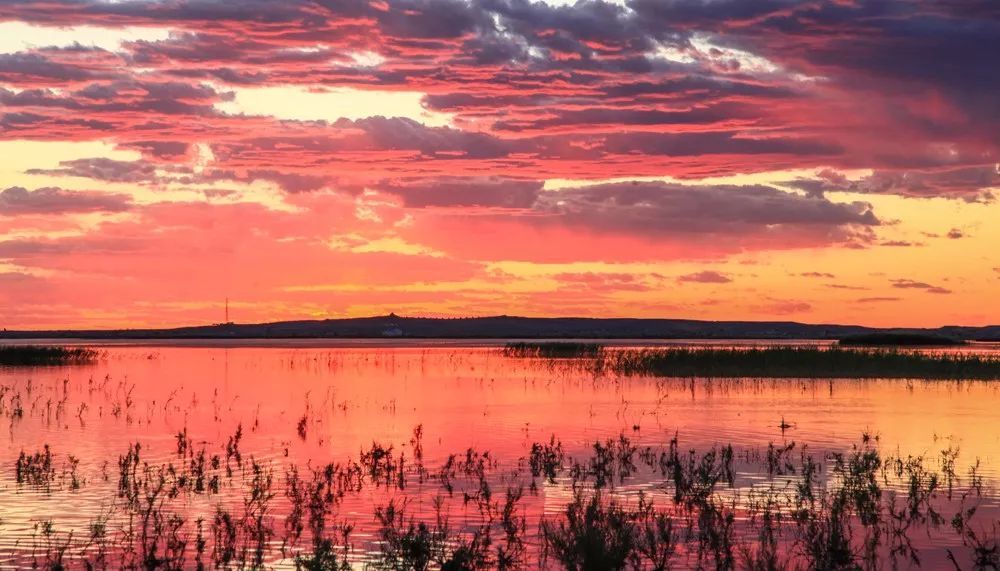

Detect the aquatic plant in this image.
[528,435,564,484]
[0,371,997,571]
[15,445,55,489]
[3,431,996,569]
[541,491,637,570]
[839,332,966,346]
[295,537,351,570]
[598,346,1000,379]
[0,345,100,366]
[503,342,603,358]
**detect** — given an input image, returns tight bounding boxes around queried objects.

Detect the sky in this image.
[0,0,997,329]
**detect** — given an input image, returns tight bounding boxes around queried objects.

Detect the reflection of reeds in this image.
[4,359,1000,569]
[595,346,1000,379]
[0,345,99,366]
[7,431,1000,569]
[503,342,603,358]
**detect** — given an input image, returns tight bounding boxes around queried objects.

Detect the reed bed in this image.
[838,332,966,346]
[2,348,1000,568]
[3,428,995,570]
[597,346,1000,379]
[0,345,99,366]
[503,341,603,358]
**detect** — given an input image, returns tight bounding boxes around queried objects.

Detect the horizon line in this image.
[2,313,998,335]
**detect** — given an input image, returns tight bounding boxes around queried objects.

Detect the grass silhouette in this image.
[0,345,99,366]
[597,346,1000,379]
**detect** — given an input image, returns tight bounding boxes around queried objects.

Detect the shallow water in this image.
[1,342,999,568]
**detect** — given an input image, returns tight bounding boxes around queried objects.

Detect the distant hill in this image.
[2,314,999,341]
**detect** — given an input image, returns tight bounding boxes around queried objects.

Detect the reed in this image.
[838,332,966,346]
[6,430,998,569]
[0,345,100,366]
[597,346,1000,379]
[4,355,1000,568]
[503,342,603,358]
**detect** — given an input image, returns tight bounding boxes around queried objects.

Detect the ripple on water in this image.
[0,343,998,566]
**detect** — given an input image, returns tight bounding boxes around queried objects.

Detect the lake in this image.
[1,341,999,569]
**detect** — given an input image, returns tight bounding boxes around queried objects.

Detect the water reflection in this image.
[0,344,998,568]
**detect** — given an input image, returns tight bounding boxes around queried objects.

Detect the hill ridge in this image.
[2,314,998,340]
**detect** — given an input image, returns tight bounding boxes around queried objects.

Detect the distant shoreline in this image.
[2,314,998,342]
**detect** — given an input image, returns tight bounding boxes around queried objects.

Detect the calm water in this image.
[1,341,1000,568]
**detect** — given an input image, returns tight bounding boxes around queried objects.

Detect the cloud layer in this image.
[0,0,996,327]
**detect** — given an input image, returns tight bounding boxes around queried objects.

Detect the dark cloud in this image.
[491,102,763,132]
[377,0,486,40]
[0,79,226,120]
[0,51,116,84]
[0,0,994,204]
[0,237,136,258]
[554,272,651,291]
[677,270,732,284]
[890,279,952,294]
[28,158,159,183]
[629,0,1000,122]
[123,141,191,160]
[826,284,867,291]
[786,166,999,202]
[752,300,812,314]
[246,170,329,193]
[880,240,922,247]
[380,177,542,208]
[211,117,518,164]
[595,131,842,160]
[532,182,879,237]
[0,186,132,215]
[22,157,336,195]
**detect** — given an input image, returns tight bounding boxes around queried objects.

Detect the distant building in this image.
[382,325,403,337]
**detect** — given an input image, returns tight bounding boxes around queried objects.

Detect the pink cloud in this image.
[0,0,995,327]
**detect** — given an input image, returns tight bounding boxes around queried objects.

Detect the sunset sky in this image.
[0,0,997,329]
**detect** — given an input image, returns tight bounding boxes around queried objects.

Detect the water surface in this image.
[1,341,999,568]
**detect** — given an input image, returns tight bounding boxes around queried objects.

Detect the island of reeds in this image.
[838,332,966,346]
[507,343,1000,379]
[0,345,99,366]
[604,347,1000,379]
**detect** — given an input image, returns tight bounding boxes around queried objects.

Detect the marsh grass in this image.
[596,346,1000,379]
[503,342,603,358]
[4,353,1000,569]
[839,332,966,346]
[0,345,100,366]
[7,425,997,570]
